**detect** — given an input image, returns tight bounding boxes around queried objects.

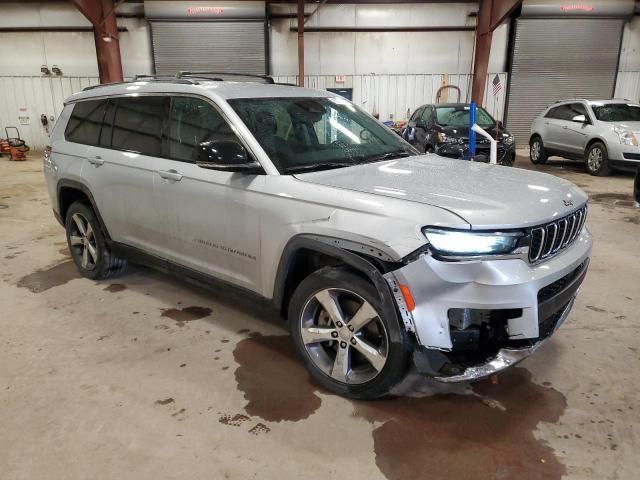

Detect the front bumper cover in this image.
[432,297,574,382]
[384,228,592,381]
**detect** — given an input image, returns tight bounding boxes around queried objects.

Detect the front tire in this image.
[288,267,410,399]
[530,136,547,164]
[65,202,127,280]
[585,142,611,176]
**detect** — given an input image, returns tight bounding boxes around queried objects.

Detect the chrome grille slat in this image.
[564,215,577,247]
[528,205,587,263]
[542,223,557,258]
[573,210,583,242]
[554,219,568,253]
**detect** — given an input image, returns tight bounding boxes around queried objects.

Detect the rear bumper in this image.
[384,227,592,381]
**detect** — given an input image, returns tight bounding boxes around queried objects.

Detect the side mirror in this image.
[196,140,262,173]
[571,114,587,124]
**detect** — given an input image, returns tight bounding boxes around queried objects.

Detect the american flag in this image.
[492,74,502,96]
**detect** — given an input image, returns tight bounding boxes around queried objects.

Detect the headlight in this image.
[613,127,638,146]
[437,132,463,145]
[423,228,522,257]
[502,133,514,145]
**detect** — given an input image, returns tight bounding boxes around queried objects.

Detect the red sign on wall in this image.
[187,6,224,15]
[560,5,595,12]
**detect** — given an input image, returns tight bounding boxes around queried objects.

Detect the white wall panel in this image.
[0,76,98,151]
[273,73,508,124]
[614,71,640,101]
[619,17,640,72]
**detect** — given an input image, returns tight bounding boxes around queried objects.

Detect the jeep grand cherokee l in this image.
[43,75,592,399]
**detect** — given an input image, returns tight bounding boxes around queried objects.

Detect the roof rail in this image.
[82,75,200,91]
[177,71,275,84]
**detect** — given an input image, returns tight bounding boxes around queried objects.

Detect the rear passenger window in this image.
[112,96,167,156]
[168,97,239,163]
[65,100,107,146]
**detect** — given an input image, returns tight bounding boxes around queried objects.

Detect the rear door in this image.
[83,95,170,256]
[154,95,263,292]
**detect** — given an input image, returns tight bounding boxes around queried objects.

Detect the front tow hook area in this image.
[414,298,575,383]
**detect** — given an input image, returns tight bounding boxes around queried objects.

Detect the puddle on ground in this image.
[104,283,127,293]
[17,260,80,293]
[161,306,212,326]
[232,334,567,480]
[589,193,637,208]
[233,333,322,422]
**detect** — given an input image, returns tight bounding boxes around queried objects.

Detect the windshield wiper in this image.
[359,151,412,164]
[286,162,355,174]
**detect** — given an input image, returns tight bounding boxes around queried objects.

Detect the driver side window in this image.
[420,107,433,126]
[167,97,240,163]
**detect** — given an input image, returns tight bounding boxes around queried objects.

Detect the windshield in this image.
[229,96,416,174]
[591,103,640,122]
[435,106,495,128]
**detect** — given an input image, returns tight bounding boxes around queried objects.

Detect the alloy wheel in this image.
[299,288,389,385]
[68,213,98,270]
[588,147,603,172]
[531,141,540,161]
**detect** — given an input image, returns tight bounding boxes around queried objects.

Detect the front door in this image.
[155,96,263,292]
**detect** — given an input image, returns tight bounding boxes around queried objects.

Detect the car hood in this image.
[294,155,587,229]
[612,121,640,131]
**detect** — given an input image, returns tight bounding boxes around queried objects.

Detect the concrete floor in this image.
[1,152,638,480]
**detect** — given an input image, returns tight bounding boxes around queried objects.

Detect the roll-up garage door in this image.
[505,18,625,143]
[151,21,265,75]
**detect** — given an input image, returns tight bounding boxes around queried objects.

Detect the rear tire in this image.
[64,202,127,280]
[530,136,547,164]
[585,142,611,176]
[288,267,410,399]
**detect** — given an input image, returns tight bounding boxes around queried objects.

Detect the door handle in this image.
[88,156,104,166]
[158,169,183,182]
[562,126,569,130]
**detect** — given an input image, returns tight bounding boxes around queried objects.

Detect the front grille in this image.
[623,152,640,160]
[528,205,587,263]
[537,260,587,303]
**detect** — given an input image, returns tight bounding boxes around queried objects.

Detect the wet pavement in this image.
[0,154,638,479]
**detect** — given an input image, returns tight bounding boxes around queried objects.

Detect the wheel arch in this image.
[272,234,400,321]
[56,179,111,241]
[585,137,607,154]
[529,133,542,145]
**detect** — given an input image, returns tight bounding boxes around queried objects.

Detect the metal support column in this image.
[69,0,124,84]
[297,0,305,87]
[471,0,522,105]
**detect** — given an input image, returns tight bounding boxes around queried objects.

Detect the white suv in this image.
[43,74,592,398]
[529,99,640,176]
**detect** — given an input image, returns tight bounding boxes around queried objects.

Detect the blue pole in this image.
[467,102,476,160]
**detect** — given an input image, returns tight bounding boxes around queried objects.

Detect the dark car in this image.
[402,103,516,166]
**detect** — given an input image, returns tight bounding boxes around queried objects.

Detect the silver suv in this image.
[44,75,592,398]
[530,99,640,176]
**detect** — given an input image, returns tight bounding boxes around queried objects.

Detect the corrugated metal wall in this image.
[0,76,99,152]
[0,74,507,151]
[273,73,509,125]
[614,71,640,102]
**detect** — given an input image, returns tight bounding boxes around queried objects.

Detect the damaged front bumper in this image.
[384,228,592,382]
